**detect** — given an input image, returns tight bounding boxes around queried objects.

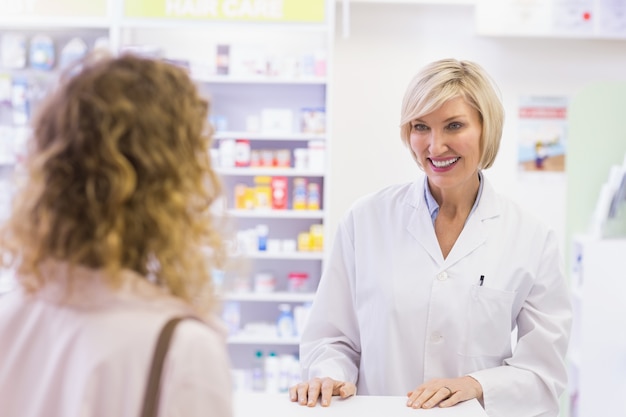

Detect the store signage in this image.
[0,0,107,17]
[124,0,326,22]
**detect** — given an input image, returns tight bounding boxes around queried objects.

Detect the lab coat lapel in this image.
[443,178,500,268]
[405,179,445,264]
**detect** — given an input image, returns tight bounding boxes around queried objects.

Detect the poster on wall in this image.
[517,96,568,174]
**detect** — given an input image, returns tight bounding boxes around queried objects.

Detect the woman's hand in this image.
[406,376,483,409]
[289,377,356,407]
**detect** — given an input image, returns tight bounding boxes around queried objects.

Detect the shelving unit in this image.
[475,0,626,40]
[0,4,113,222]
[116,0,334,391]
[1,0,334,391]
[568,235,626,417]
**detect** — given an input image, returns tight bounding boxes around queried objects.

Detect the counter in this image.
[234,393,488,417]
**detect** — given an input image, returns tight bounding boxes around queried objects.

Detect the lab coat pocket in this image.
[459,286,516,358]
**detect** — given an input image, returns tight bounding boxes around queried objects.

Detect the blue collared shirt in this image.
[424,171,484,225]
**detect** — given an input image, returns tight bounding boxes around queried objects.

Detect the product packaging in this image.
[256,224,269,251]
[216,44,230,75]
[297,232,310,251]
[264,352,280,393]
[59,37,89,69]
[252,350,265,392]
[307,140,325,171]
[276,304,295,337]
[254,176,272,209]
[288,272,309,292]
[307,183,320,210]
[29,35,55,71]
[271,176,288,210]
[292,177,307,210]
[309,224,324,251]
[293,148,308,170]
[254,272,275,293]
[234,139,251,167]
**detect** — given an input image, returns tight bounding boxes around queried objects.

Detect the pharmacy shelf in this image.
[214,131,326,141]
[228,335,300,345]
[244,252,324,261]
[568,236,626,417]
[194,74,327,85]
[222,292,316,303]
[2,0,333,389]
[216,168,325,177]
[119,18,329,33]
[0,17,113,28]
[228,209,324,219]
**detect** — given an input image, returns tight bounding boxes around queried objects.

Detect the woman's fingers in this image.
[335,381,357,399]
[406,376,482,409]
[289,378,355,407]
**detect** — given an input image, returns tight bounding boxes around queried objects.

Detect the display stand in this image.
[568,235,626,417]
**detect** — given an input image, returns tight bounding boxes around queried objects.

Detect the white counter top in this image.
[234,393,488,417]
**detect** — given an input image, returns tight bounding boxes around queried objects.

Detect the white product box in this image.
[261,108,293,135]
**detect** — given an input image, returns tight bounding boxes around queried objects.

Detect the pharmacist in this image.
[289,59,572,417]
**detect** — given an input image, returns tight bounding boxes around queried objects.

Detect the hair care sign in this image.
[124,0,326,23]
[0,0,107,17]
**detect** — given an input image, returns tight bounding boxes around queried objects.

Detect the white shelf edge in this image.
[228,209,324,219]
[228,335,300,345]
[215,132,326,141]
[235,251,324,261]
[195,75,327,85]
[119,18,330,32]
[221,291,316,303]
[0,17,112,28]
[216,167,325,177]
[475,29,626,41]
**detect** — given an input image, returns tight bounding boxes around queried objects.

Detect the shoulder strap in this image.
[140,316,200,417]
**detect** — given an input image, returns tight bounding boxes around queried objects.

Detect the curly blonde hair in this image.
[0,53,225,310]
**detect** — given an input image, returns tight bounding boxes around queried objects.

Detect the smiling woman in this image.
[291,58,572,417]
[408,96,483,199]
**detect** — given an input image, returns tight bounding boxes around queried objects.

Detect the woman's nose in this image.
[427,130,447,155]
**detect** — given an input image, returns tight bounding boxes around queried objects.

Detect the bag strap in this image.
[140,316,199,417]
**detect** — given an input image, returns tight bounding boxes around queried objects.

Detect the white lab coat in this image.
[301,175,572,417]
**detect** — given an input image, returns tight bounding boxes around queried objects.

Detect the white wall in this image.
[326,2,626,253]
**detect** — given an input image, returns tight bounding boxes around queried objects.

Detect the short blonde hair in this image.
[0,53,225,312]
[400,59,504,169]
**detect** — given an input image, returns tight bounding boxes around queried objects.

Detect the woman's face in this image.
[409,96,482,195]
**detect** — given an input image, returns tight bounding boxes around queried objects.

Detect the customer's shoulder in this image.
[170,315,228,353]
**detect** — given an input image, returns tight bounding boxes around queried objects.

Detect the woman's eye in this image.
[448,122,463,130]
[413,123,428,131]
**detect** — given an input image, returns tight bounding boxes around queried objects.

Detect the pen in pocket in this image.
[479,275,484,286]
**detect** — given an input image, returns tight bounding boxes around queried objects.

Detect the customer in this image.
[290,58,572,417]
[0,54,232,417]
